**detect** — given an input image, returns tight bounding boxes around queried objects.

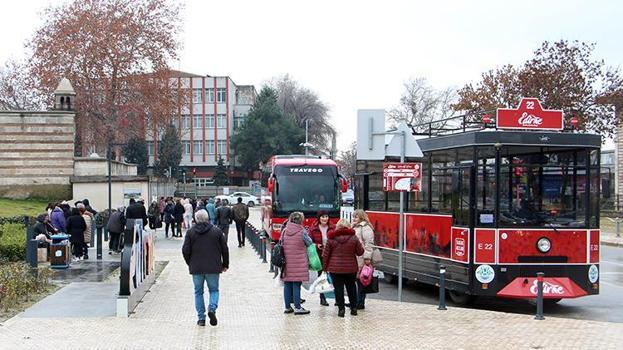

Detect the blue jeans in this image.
[357,281,367,306]
[283,281,302,309]
[192,274,220,320]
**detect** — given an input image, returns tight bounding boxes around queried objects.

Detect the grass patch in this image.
[0,198,49,218]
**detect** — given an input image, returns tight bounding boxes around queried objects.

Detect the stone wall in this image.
[0,111,75,198]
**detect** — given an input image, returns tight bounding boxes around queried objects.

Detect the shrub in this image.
[0,263,55,311]
[0,223,27,262]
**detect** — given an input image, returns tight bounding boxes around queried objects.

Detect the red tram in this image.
[355,99,600,303]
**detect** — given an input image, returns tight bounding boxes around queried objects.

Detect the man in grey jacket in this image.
[106,206,126,254]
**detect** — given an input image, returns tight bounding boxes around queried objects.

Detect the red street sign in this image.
[383,162,422,192]
[496,98,563,131]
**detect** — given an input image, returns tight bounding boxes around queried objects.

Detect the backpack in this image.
[359,264,374,287]
[271,240,286,268]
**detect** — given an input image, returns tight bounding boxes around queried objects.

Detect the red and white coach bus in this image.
[266,155,348,240]
[355,99,600,304]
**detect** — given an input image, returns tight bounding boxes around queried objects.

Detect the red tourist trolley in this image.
[355,99,600,303]
[266,155,348,240]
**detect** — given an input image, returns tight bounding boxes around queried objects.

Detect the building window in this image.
[218,140,227,155]
[181,114,190,129]
[205,88,214,103]
[182,141,191,155]
[147,141,154,156]
[217,88,227,103]
[171,118,178,130]
[193,141,203,155]
[217,114,227,129]
[193,115,203,129]
[233,115,245,130]
[192,89,202,104]
[206,140,215,155]
[205,115,215,128]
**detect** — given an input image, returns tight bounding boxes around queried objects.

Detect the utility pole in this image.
[305,119,309,156]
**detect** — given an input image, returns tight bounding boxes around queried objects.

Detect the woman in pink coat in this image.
[281,211,312,315]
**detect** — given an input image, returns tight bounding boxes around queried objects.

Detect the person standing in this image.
[174,199,185,237]
[215,201,233,243]
[163,199,175,238]
[322,219,364,317]
[82,199,97,216]
[107,206,126,253]
[126,198,148,228]
[206,198,216,224]
[50,204,66,233]
[66,207,86,261]
[353,209,376,310]
[182,210,229,327]
[148,201,160,230]
[183,198,194,230]
[281,211,312,315]
[232,197,249,248]
[309,211,335,306]
[78,203,93,260]
[159,196,165,222]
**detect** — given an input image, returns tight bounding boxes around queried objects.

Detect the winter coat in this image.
[50,207,66,233]
[354,222,375,269]
[215,205,233,226]
[206,201,216,220]
[182,222,229,274]
[67,214,86,243]
[309,222,335,259]
[173,203,185,222]
[281,222,311,282]
[33,214,52,240]
[126,203,148,227]
[232,203,249,222]
[148,203,159,218]
[183,202,193,216]
[107,211,126,233]
[164,203,175,224]
[322,227,364,274]
[159,199,165,214]
[82,211,94,243]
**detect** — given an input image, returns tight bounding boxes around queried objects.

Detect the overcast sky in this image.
[1,0,622,150]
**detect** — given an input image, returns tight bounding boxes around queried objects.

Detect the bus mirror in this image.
[268,178,274,193]
[340,178,348,193]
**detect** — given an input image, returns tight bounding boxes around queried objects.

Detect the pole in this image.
[438,265,447,310]
[398,130,406,302]
[107,142,112,228]
[305,119,309,156]
[535,272,545,320]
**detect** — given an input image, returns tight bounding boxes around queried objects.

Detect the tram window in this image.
[387,191,401,211]
[407,169,428,212]
[431,168,453,213]
[476,163,495,226]
[453,168,470,226]
[590,167,599,228]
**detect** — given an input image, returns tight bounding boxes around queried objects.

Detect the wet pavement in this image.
[50,259,120,284]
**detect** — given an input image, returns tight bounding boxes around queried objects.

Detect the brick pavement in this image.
[1,208,622,349]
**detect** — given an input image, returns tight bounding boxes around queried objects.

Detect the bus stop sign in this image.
[383,162,422,192]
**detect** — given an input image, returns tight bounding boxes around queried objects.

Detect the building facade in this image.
[146,71,256,185]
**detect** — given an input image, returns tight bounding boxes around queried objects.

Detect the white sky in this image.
[1,0,622,150]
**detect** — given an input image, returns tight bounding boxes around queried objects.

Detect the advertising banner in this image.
[496,98,564,131]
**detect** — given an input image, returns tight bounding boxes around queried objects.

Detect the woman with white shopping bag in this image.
[322,219,364,318]
[353,209,382,310]
[309,210,335,306]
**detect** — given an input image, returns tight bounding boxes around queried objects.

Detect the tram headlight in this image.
[537,237,551,253]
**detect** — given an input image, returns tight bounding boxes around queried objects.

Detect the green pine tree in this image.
[122,138,149,175]
[214,157,229,186]
[154,124,183,177]
[231,87,304,170]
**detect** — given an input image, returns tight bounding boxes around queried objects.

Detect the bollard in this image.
[617,219,621,238]
[26,239,38,268]
[535,272,545,320]
[269,242,275,273]
[261,237,268,263]
[97,226,103,260]
[438,265,447,311]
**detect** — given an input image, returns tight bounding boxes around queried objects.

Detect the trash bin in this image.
[50,234,70,269]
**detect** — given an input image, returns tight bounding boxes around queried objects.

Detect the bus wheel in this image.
[384,274,397,284]
[448,290,474,305]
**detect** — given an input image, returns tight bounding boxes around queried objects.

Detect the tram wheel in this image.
[448,290,474,305]
[384,274,397,284]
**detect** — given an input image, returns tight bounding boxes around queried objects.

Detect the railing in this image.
[340,206,354,223]
[244,222,268,264]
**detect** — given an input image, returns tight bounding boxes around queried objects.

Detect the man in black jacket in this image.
[125,198,148,228]
[182,209,229,327]
[215,203,233,243]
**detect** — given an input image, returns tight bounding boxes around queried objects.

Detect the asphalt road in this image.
[369,245,623,323]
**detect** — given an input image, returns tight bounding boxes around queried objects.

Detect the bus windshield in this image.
[273,165,339,215]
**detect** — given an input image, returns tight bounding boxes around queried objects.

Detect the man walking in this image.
[215,201,233,243]
[182,210,229,327]
[232,197,249,247]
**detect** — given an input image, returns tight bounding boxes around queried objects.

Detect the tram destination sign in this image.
[383,162,422,192]
[496,98,564,131]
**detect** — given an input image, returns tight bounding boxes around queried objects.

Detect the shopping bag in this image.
[310,272,335,295]
[273,275,284,289]
[307,244,322,271]
[362,276,379,294]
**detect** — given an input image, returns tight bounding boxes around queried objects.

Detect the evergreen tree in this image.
[154,124,182,178]
[123,138,149,175]
[231,87,304,170]
[214,157,229,186]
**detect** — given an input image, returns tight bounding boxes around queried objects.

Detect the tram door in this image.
[450,166,474,230]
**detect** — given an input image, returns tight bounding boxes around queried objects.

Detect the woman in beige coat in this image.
[352,209,381,309]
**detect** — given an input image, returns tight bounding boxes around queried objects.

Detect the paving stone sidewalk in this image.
[1,208,622,349]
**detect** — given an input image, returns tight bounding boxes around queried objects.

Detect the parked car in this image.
[341,189,354,206]
[216,192,260,207]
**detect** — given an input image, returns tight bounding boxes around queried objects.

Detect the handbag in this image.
[271,240,286,268]
[362,276,379,294]
[307,244,322,271]
[372,248,383,265]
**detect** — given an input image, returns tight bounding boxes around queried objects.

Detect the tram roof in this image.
[415,129,602,152]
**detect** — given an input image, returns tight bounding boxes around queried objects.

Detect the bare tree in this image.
[388,77,458,131]
[337,141,357,182]
[0,59,46,111]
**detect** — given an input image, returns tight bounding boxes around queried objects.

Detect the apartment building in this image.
[146,71,256,185]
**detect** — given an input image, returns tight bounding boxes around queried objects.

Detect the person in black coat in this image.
[182,209,229,327]
[163,199,176,238]
[66,207,87,260]
[126,198,148,228]
[215,204,233,242]
[173,199,185,237]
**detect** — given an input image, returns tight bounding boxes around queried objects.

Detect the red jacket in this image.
[309,222,335,258]
[322,227,364,274]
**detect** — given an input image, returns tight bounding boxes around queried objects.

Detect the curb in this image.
[601,240,623,248]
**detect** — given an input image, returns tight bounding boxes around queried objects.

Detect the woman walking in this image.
[281,212,312,315]
[309,211,335,306]
[353,209,378,310]
[322,219,364,317]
